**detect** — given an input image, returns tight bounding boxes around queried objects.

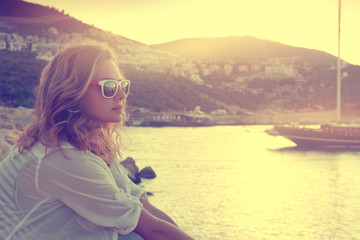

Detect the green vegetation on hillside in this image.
[0,0,90,36]
[1,0,360,117]
[2,49,360,116]
[0,50,46,107]
[125,66,264,113]
[0,51,259,112]
[0,0,62,18]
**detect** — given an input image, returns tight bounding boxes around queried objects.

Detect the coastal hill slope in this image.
[151,36,338,66]
[0,0,60,17]
[1,0,360,118]
[0,0,88,35]
[0,0,141,44]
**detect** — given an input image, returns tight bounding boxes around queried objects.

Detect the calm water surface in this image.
[122,125,360,240]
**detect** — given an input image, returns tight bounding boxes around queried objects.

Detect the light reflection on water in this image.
[122,126,360,240]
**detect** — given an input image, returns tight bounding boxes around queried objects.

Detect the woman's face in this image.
[82,59,127,125]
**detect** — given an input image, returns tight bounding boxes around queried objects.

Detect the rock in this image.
[139,166,156,179]
[146,191,154,196]
[120,157,141,184]
[0,107,159,185]
[120,158,156,183]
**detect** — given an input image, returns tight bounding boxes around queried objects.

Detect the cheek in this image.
[82,89,106,116]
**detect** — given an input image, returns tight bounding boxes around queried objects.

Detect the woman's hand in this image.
[135,209,195,240]
[139,194,178,227]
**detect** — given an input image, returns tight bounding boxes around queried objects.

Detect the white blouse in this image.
[0,142,145,240]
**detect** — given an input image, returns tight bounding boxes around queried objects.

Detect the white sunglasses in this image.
[90,79,130,98]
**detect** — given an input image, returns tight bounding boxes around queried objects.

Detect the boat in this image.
[273,123,360,148]
[268,0,360,149]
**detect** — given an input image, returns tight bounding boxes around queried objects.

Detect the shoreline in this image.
[2,106,360,159]
[128,110,360,127]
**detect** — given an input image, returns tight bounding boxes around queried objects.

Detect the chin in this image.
[110,117,123,123]
[93,117,122,126]
[111,119,122,124]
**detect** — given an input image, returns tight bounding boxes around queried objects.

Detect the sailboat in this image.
[268,0,360,148]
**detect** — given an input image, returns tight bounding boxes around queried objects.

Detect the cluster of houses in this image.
[0,25,322,124]
[128,106,226,127]
[172,56,312,88]
[0,26,313,86]
[0,29,76,60]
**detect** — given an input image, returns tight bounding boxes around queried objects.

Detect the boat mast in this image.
[336,0,341,122]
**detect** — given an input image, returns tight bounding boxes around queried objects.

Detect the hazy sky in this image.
[26,0,360,65]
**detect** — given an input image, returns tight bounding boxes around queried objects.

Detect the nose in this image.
[115,86,126,100]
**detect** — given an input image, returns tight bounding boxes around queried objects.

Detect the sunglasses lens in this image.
[103,81,117,98]
[120,81,130,96]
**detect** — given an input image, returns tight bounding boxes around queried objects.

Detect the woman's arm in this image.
[135,209,195,240]
[139,194,178,227]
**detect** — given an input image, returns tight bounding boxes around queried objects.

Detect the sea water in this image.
[122,125,360,240]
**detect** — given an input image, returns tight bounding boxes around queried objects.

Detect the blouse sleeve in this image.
[108,160,147,199]
[129,180,147,199]
[37,148,143,235]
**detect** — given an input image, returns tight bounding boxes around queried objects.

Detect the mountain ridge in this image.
[0,0,62,18]
[151,36,338,66]
[0,0,340,66]
[1,0,360,120]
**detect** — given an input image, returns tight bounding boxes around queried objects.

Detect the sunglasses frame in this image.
[90,79,130,98]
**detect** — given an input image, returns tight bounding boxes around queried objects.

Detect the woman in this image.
[0,41,194,240]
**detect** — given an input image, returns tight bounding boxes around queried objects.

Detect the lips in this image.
[112,106,123,111]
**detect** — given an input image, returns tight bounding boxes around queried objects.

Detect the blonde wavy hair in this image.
[16,40,126,163]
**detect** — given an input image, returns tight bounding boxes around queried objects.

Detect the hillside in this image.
[0,50,46,107]
[0,0,61,18]
[0,0,93,36]
[1,0,360,122]
[151,36,338,66]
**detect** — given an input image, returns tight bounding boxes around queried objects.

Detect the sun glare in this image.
[25,0,360,65]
